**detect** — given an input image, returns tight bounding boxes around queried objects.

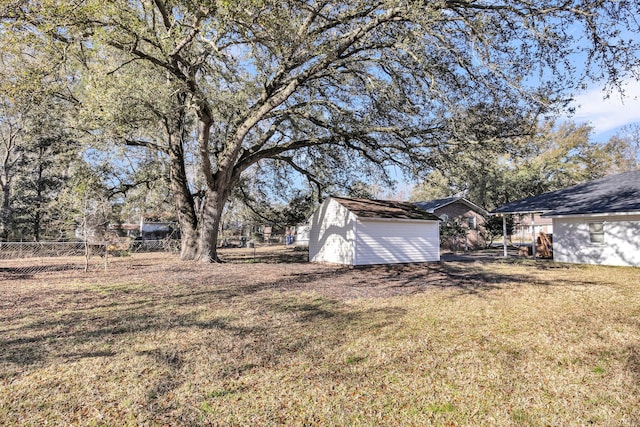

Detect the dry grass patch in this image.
[1,250,639,426]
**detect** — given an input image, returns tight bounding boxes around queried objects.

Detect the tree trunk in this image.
[33,158,45,242]
[193,107,226,263]
[0,182,10,241]
[170,99,239,263]
[179,224,199,260]
[197,183,230,262]
[168,132,199,260]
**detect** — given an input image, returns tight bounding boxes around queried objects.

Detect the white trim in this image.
[426,197,489,216]
[587,221,606,245]
[495,210,640,218]
[353,216,440,224]
[547,211,640,218]
[353,218,358,266]
[491,210,551,215]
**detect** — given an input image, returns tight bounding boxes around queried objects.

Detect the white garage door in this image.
[355,219,439,265]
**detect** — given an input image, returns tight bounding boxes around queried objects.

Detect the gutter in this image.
[544,211,640,218]
[355,216,441,223]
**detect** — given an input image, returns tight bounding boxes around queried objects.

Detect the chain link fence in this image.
[0,239,180,277]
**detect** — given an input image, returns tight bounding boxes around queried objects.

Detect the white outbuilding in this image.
[309,196,441,266]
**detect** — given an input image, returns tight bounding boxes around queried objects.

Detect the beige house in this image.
[414,197,488,250]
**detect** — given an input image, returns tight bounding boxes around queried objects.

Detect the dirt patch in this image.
[0,247,514,301]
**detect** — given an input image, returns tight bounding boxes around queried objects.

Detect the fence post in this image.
[104,242,108,271]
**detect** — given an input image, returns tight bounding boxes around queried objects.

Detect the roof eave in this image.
[544,210,640,218]
[490,209,553,215]
[355,216,441,223]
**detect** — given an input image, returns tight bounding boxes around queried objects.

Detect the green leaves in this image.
[411,119,630,212]
[5,0,640,258]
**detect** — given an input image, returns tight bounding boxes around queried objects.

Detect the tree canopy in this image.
[410,120,640,211]
[3,0,640,259]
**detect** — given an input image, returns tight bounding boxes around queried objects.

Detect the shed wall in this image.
[552,215,640,267]
[308,199,356,265]
[355,219,440,265]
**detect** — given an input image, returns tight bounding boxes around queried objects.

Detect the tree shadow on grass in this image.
[0,281,407,427]
[0,263,85,280]
[626,343,640,385]
[0,257,622,359]
[0,268,404,369]
[217,246,309,264]
[623,343,640,424]
[0,254,625,379]
[279,260,581,300]
[1,252,635,426]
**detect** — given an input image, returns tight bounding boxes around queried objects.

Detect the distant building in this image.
[109,221,177,241]
[512,213,553,243]
[414,197,488,250]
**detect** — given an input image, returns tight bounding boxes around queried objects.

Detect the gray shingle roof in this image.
[413,197,460,212]
[331,197,441,221]
[492,170,640,216]
[414,197,488,216]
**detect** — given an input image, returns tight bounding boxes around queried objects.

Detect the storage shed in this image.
[309,197,441,265]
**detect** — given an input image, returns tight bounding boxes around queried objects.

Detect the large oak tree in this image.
[4,0,640,261]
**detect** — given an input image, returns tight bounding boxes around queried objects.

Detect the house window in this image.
[589,222,605,244]
[467,216,476,230]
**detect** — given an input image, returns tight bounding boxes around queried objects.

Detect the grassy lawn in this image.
[1,248,639,426]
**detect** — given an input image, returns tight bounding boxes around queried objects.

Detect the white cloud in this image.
[569,78,640,136]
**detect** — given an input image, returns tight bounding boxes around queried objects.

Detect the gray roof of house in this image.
[331,197,441,221]
[413,197,459,212]
[414,197,488,216]
[492,169,640,216]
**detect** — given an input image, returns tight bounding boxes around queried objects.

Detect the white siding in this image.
[308,198,356,265]
[553,215,640,267]
[355,219,440,265]
[295,224,310,247]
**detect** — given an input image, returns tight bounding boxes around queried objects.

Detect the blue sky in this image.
[568,76,640,142]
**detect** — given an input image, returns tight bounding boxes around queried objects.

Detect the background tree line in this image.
[409,121,640,211]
